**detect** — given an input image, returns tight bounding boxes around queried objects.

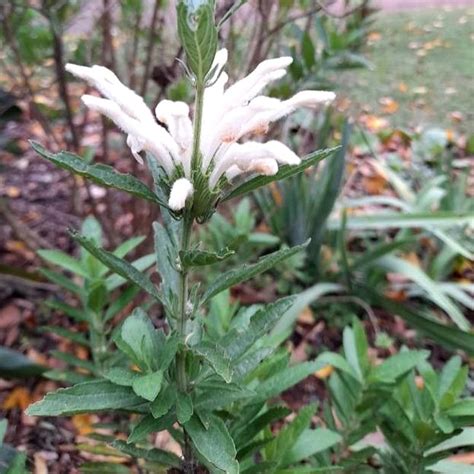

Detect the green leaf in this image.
[79,462,130,473]
[30,141,164,205]
[105,254,156,292]
[223,147,339,202]
[104,367,138,386]
[40,326,88,346]
[270,283,343,346]
[0,346,45,379]
[112,439,180,467]
[330,211,474,230]
[128,412,176,444]
[425,427,474,455]
[115,308,163,371]
[363,287,474,355]
[369,350,429,384]
[132,371,163,402]
[180,248,235,268]
[266,403,316,463]
[44,299,85,322]
[282,428,342,465]
[37,249,88,278]
[153,220,180,305]
[177,1,218,82]
[40,268,83,295]
[26,381,143,416]
[376,256,470,330]
[202,243,309,303]
[176,392,193,424]
[113,236,146,259]
[185,415,239,474]
[446,398,474,417]
[194,342,232,382]
[222,296,295,360]
[234,406,291,447]
[255,360,323,402]
[150,384,175,419]
[194,382,254,411]
[72,231,162,302]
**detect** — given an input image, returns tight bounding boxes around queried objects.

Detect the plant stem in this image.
[191,84,205,171]
[176,211,195,473]
[176,73,206,474]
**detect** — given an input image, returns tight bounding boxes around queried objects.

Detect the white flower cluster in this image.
[66,49,335,211]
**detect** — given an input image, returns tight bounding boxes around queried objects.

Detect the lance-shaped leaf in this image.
[177,0,218,82]
[37,249,88,278]
[222,296,295,360]
[30,141,166,206]
[180,248,235,268]
[194,342,232,382]
[185,415,239,474]
[26,381,144,416]
[202,242,308,303]
[71,231,162,303]
[222,147,339,202]
[112,440,181,468]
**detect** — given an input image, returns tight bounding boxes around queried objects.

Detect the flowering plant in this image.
[27,1,340,472]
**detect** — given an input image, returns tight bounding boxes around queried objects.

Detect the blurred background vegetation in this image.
[0,0,473,472]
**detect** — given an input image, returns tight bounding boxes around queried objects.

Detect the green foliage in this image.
[316,320,474,472]
[39,217,153,378]
[177,0,218,83]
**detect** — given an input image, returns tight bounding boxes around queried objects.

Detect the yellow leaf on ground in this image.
[398,82,408,93]
[363,115,389,132]
[72,414,94,435]
[315,365,334,379]
[380,97,399,114]
[2,387,32,410]
[298,307,313,325]
[5,186,21,198]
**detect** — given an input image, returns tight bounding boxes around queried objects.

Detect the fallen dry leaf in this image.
[380,97,399,115]
[2,387,33,410]
[72,414,94,436]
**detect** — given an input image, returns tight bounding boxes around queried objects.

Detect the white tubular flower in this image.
[66,52,334,216]
[66,63,180,175]
[168,178,194,211]
[209,140,300,188]
[155,100,193,177]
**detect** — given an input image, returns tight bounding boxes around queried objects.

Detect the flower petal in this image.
[168,178,194,211]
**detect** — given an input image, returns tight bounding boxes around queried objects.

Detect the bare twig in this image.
[140,0,161,98]
[0,199,53,251]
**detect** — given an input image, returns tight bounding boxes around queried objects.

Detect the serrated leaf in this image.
[185,415,239,474]
[72,231,162,302]
[112,439,180,467]
[128,411,176,444]
[30,141,165,205]
[26,381,143,416]
[180,247,235,268]
[202,243,308,303]
[222,147,339,201]
[222,297,295,360]
[194,342,232,382]
[177,1,218,82]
